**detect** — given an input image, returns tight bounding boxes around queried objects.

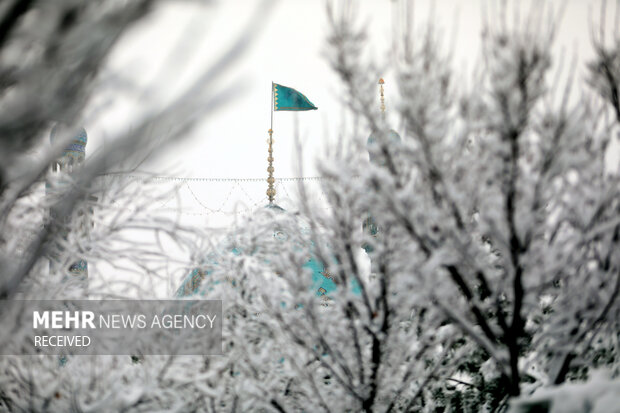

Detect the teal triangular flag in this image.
[273,83,317,111]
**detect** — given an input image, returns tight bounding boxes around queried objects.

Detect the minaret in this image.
[47,124,90,290]
[363,79,387,253]
[363,78,402,255]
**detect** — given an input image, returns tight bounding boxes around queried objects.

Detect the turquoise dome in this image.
[175,239,349,299]
[366,129,401,164]
[366,129,401,147]
[50,125,87,165]
[176,206,361,298]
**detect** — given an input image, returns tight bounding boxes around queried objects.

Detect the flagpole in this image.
[267,82,275,204]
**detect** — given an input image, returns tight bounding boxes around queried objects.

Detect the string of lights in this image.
[97,173,337,217]
[101,173,329,183]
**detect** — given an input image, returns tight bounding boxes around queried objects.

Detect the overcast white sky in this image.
[85,0,605,181]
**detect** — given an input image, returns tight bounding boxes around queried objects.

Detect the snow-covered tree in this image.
[180,2,619,412]
[0,1,618,412]
[0,1,270,411]
[0,0,264,300]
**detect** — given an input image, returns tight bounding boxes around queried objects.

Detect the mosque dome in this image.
[176,205,360,299]
[50,125,87,166]
[366,129,401,147]
[366,129,401,164]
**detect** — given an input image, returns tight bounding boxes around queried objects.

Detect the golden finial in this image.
[379,78,385,114]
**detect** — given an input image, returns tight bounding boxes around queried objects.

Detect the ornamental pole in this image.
[267,82,276,203]
[379,78,385,116]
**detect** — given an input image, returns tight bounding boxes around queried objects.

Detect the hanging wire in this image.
[185,181,236,213]
[96,173,342,217]
[101,173,329,183]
